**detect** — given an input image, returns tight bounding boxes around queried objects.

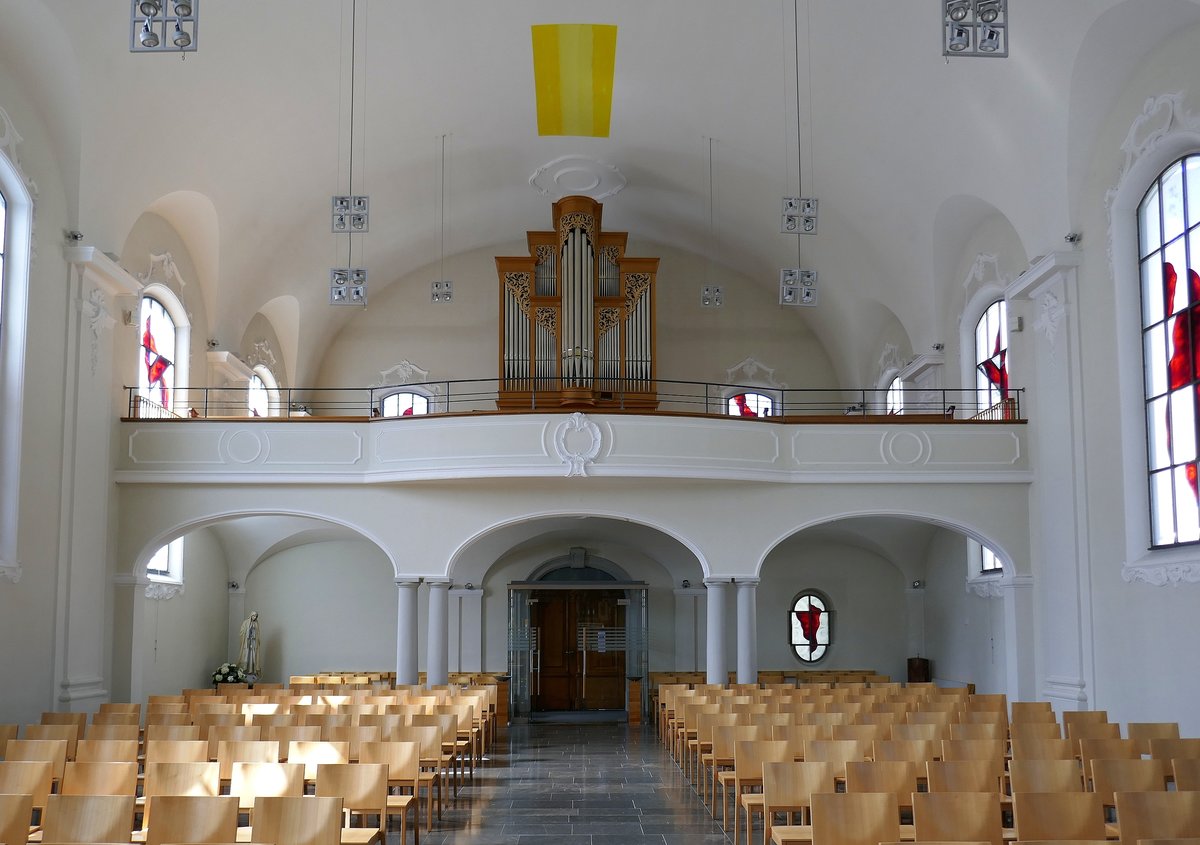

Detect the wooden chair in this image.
[142,761,221,799]
[229,761,305,822]
[761,760,839,845]
[315,762,388,845]
[707,725,772,812]
[5,739,68,790]
[143,795,238,845]
[23,726,79,763]
[61,760,138,796]
[1127,722,1180,755]
[1090,758,1165,814]
[39,713,87,735]
[844,759,922,821]
[1078,738,1141,785]
[287,740,350,783]
[1069,722,1122,742]
[1175,758,1200,791]
[325,726,382,764]
[941,738,1007,765]
[1114,791,1200,845]
[42,794,136,843]
[1011,737,1075,760]
[357,741,419,844]
[926,759,1004,793]
[1008,758,1084,793]
[832,723,891,744]
[1013,791,1106,841]
[913,791,1004,845]
[249,795,343,845]
[90,712,140,727]
[1062,710,1108,734]
[0,793,32,845]
[872,738,937,763]
[143,713,192,729]
[82,725,139,744]
[689,712,740,784]
[1150,739,1200,764]
[393,726,444,826]
[727,740,793,845]
[798,790,899,845]
[0,759,53,835]
[216,740,279,784]
[143,740,207,765]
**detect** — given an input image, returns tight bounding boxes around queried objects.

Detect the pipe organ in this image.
[496,196,659,409]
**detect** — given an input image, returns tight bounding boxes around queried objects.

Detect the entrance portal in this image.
[507,578,647,720]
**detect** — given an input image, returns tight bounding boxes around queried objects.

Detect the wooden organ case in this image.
[496,196,659,410]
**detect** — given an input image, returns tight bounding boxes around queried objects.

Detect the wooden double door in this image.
[532,588,626,711]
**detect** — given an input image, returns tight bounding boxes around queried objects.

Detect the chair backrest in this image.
[1114,790,1200,845]
[926,759,1003,792]
[940,738,1007,764]
[143,724,201,743]
[1078,738,1140,776]
[40,713,87,733]
[1010,736,1075,760]
[1069,721,1123,741]
[287,740,350,781]
[802,739,872,777]
[913,791,1003,845]
[144,794,238,845]
[1010,721,1063,742]
[357,741,420,790]
[1127,722,1180,754]
[61,760,138,795]
[871,738,937,763]
[1013,791,1106,841]
[267,724,322,760]
[42,793,136,843]
[83,724,140,743]
[0,759,53,815]
[90,712,140,727]
[772,723,830,746]
[251,795,343,845]
[0,792,32,845]
[206,724,262,761]
[72,738,137,764]
[0,726,17,757]
[1010,701,1055,723]
[142,761,221,798]
[144,739,208,765]
[1151,738,1200,762]
[324,725,382,760]
[891,723,945,743]
[1008,758,1084,793]
[844,759,922,804]
[4,738,68,784]
[811,790,900,845]
[145,712,192,728]
[733,739,792,785]
[315,762,388,819]
[1090,757,1165,807]
[23,725,79,761]
[216,739,280,781]
[395,725,443,763]
[1176,757,1200,791]
[229,761,305,808]
[833,723,892,744]
[949,722,1006,741]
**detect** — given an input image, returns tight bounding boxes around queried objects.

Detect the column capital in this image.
[733,577,761,587]
[395,577,421,587]
[425,577,452,588]
[703,576,732,587]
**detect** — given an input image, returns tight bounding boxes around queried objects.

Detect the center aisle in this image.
[417,722,732,845]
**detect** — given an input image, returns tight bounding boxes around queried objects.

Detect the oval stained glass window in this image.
[790,591,831,663]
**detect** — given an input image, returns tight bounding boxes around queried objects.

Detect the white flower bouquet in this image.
[212,662,247,685]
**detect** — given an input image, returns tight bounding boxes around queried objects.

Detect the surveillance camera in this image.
[64,230,84,242]
[932,343,945,351]
[207,338,219,349]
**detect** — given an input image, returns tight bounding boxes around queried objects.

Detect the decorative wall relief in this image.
[553,412,603,477]
[78,286,116,376]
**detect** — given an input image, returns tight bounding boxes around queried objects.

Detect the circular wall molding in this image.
[225,430,264,464]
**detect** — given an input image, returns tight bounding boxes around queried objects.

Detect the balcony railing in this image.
[126,379,1024,422]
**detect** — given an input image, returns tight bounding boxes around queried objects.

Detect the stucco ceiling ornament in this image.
[0,104,39,260]
[371,360,430,389]
[553,412,603,477]
[248,339,277,371]
[878,343,905,382]
[963,253,1001,291]
[145,582,184,600]
[529,154,627,201]
[725,357,788,389]
[79,286,116,377]
[1032,288,1065,359]
[1121,561,1200,587]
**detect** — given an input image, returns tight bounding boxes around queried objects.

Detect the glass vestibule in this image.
[507,581,648,721]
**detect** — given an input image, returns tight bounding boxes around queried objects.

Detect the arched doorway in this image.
[507,549,648,719]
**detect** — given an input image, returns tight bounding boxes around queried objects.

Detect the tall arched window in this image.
[248,365,279,417]
[134,284,189,417]
[886,376,903,415]
[974,299,1009,413]
[1138,153,1200,547]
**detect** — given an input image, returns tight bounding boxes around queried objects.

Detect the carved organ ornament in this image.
[496,196,659,409]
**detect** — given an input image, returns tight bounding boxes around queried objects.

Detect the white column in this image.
[1007,252,1091,711]
[1000,576,1036,701]
[673,585,706,672]
[395,578,420,685]
[735,578,759,684]
[426,579,450,686]
[704,577,729,685]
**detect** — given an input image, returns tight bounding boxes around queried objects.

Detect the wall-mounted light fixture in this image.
[942,0,1007,58]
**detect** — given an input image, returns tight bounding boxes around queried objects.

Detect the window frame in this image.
[136,283,190,417]
[379,389,431,418]
[725,389,778,418]
[787,588,833,664]
[146,537,185,585]
[974,298,1010,413]
[248,364,280,417]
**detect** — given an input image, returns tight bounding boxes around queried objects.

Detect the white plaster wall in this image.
[1073,19,1200,735]
[758,539,908,681]
[923,530,1007,695]
[140,528,230,696]
[0,53,74,723]
[245,539,396,682]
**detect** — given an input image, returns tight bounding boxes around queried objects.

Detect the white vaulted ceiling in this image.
[5,0,1200,384]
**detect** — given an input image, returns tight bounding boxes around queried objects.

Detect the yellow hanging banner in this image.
[532,24,617,137]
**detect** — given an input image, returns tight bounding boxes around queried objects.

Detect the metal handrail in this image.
[125,379,1025,422]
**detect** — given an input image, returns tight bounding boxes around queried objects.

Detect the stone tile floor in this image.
[409,722,732,845]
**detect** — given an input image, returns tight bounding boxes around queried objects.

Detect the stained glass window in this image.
[381,391,429,417]
[789,590,831,663]
[975,299,1009,412]
[1139,154,1200,547]
[248,374,268,417]
[729,392,772,417]
[138,295,176,411]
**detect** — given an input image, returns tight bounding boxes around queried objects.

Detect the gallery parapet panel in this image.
[114,411,1030,485]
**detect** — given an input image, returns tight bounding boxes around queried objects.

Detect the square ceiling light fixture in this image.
[942,0,1007,58]
[130,0,198,53]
